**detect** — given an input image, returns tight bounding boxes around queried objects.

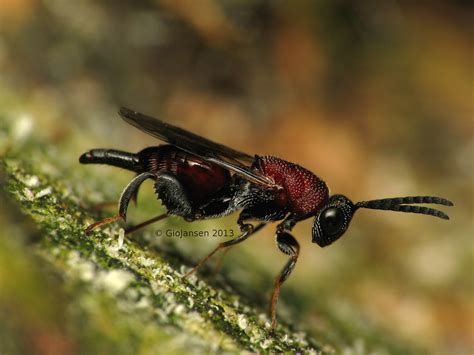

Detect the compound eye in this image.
[320,207,345,236]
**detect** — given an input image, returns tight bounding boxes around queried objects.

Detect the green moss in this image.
[0,148,326,353]
[0,116,420,354]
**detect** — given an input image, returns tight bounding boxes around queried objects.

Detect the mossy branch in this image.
[0,126,330,354]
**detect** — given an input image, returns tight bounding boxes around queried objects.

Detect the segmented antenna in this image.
[355,196,454,220]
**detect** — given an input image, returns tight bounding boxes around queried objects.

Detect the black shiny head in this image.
[312,195,355,247]
[312,195,453,248]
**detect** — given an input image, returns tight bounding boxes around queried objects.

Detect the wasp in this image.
[80,108,453,328]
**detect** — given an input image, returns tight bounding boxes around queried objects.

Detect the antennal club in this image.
[355,196,454,220]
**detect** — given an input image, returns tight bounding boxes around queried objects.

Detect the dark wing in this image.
[119,107,279,188]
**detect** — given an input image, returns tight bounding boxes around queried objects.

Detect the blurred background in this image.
[0,0,472,354]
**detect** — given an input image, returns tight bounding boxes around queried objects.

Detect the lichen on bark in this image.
[0,117,333,354]
[0,116,420,354]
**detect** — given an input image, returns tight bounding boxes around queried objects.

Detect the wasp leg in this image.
[93,175,141,211]
[212,245,232,274]
[130,173,142,206]
[184,218,266,278]
[154,173,199,220]
[89,179,141,211]
[212,221,267,274]
[84,214,123,234]
[210,207,273,272]
[85,172,154,234]
[270,230,300,329]
[125,172,197,235]
[124,213,169,235]
[209,204,287,274]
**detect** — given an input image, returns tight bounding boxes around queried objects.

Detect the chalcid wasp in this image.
[80,108,453,328]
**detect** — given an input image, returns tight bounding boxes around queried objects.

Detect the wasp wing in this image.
[119,107,278,188]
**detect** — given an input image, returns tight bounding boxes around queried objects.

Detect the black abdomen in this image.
[79,149,140,171]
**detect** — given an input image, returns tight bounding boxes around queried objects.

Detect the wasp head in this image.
[312,195,355,247]
[312,194,453,247]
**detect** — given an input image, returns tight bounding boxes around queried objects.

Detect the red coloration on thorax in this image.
[253,156,329,219]
[145,145,231,205]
